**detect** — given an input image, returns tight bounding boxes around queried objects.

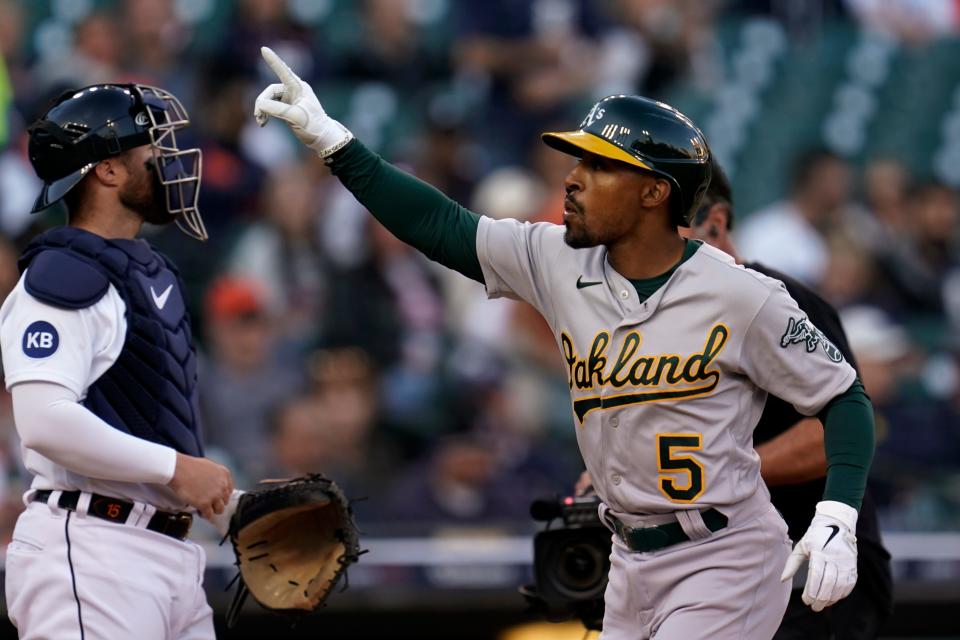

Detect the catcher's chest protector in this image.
[18,227,203,456]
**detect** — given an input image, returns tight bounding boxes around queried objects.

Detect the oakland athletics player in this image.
[576,161,893,638]
[255,47,875,639]
[1,84,234,639]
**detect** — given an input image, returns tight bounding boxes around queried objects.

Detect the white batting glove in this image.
[253,46,354,158]
[780,500,859,612]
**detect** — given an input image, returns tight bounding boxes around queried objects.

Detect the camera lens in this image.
[533,520,611,608]
[557,542,606,591]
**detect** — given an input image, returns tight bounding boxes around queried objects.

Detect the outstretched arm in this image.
[254,47,484,283]
[327,141,483,281]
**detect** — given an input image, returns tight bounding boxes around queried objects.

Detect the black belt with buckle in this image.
[608,508,728,552]
[32,490,193,541]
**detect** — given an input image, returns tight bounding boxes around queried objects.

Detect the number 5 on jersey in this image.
[657,433,705,503]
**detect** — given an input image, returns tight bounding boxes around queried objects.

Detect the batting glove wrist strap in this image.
[814,499,858,530]
[254,46,354,158]
[780,500,859,612]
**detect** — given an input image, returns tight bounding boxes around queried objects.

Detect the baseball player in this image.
[577,161,893,638]
[1,84,235,639]
[254,47,876,639]
[689,165,892,638]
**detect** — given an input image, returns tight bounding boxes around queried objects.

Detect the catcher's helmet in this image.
[542,95,711,227]
[28,84,207,240]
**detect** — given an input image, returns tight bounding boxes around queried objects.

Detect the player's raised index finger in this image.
[261,46,299,90]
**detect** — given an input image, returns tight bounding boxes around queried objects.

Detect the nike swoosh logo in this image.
[822,524,840,549]
[150,284,174,310]
[576,276,602,289]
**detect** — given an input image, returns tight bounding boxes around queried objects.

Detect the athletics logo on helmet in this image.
[582,102,606,128]
[542,95,712,227]
[27,84,207,241]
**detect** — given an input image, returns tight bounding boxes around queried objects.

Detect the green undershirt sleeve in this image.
[818,378,876,510]
[327,140,484,283]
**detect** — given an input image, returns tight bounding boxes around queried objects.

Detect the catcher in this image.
[1,83,359,638]
[2,83,232,640]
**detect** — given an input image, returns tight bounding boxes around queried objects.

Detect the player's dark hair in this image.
[693,159,735,230]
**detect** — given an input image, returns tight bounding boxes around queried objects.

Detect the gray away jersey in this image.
[476,217,856,515]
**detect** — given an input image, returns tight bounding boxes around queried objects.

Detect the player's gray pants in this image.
[600,499,791,640]
[6,501,215,639]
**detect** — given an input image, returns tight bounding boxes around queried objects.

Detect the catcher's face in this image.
[562,151,669,249]
[118,144,175,226]
[138,84,206,240]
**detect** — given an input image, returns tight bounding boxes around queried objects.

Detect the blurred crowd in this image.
[0,0,956,542]
[736,148,960,533]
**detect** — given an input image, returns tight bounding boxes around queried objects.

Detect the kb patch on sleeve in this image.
[22,321,59,358]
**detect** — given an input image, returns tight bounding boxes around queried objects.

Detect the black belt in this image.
[607,508,728,553]
[32,490,193,541]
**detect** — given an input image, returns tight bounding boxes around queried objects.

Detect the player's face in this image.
[562,151,658,249]
[118,145,175,226]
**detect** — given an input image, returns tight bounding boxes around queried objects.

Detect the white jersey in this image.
[476,217,856,516]
[0,272,180,508]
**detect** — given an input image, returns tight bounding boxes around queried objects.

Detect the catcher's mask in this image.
[28,83,207,241]
[541,95,711,227]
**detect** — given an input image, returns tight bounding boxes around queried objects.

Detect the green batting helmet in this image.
[542,95,711,227]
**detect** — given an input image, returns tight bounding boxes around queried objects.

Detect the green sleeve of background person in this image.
[328,139,484,283]
[819,378,875,510]
[0,51,11,147]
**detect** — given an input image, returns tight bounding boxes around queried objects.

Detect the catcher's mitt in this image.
[224,474,361,626]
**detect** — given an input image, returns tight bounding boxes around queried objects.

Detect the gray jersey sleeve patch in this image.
[740,285,856,416]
